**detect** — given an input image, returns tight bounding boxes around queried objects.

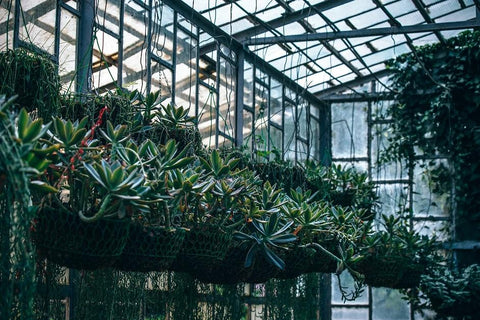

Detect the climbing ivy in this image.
[382,31,480,238]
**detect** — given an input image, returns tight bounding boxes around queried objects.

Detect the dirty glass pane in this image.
[244,61,254,107]
[269,126,282,158]
[151,62,172,106]
[152,3,174,64]
[243,109,254,151]
[91,30,118,91]
[372,287,409,320]
[284,100,296,161]
[122,1,148,94]
[332,102,368,159]
[332,307,369,320]
[413,160,450,218]
[175,29,197,112]
[19,0,56,54]
[298,98,308,140]
[58,8,77,92]
[376,183,409,218]
[309,117,320,160]
[218,57,236,140]
[371,124,408,181]
[270,78,282,127]
[198,83,217,148]
[332,272,368,305]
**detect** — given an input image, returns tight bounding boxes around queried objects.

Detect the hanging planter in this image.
[330,189,356,207]
[190,245,246,285]
[306,239,339,274]
[0,48,60,118]
[392,262,425,289]
[32,206,130,270]
[275,246,316,279]
[171,224,233,274]
[114,224,186,272]
[356,256,406,288]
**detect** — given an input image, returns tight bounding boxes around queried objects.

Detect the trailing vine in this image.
[381,31,480,237]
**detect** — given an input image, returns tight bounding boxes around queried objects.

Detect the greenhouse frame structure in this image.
[1,0,480,319]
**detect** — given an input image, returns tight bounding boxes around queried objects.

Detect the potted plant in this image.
[169,149,241,275]
[355,214,437,288]
[32,113,151,269]
[0,48,60,119]
[113,139,192,272]
[419,264,480,319]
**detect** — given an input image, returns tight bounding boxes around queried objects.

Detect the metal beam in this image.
[314,69,393,98]
[320,92,394,102]
[77,0,95,93]
[410,0,446,45]
[244,20,480,45]
[162,0,325,107]
[199,0,353,55]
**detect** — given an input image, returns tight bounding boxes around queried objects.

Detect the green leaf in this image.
[17,108,29,140]
[263,246,285,270]
[84,162,107,189]
[30,180,58,193]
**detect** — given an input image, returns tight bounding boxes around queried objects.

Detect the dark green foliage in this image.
[383,30,480,225]
[0,48,60,118]
[419,264,480,319]
[60,92,135,132]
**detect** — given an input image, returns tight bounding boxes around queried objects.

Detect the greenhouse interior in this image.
[1,0,480,319]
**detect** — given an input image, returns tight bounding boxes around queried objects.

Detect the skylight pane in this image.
[385,0,417,17]
[428,0,461,19]
[435,7,475,23]
[323,1,376,22]
[348,8,388,29]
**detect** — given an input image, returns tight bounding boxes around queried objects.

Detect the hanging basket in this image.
[356,256,405,288]
[239,253,280,284]
[114,224,185,272]
[275,246,316,279]
[170,224,232,274]
[306,239,339,274]
[191,245,246,284]
[330,190,356,207]
[32,206,130,270]
[391,261,425,289]
[191,243,280,284]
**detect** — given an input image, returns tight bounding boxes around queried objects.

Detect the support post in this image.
[76,0,95,93]
[235,50,245,147]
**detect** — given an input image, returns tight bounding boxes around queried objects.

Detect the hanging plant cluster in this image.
[0,48,440,294]
[382,30,480,228]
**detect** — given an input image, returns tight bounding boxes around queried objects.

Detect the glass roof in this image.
[1,0,477,98]
[182,0,479,97]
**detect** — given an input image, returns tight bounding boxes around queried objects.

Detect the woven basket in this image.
[330,190,356,207]
[275,246,316,279]
[191,246,245,284]
[114,224,185,272]
[392,262,425,289]
[32,207,130,270]
[171,224,232,274]
[357,256,406,288]
[306,240,339,274]
[192,244,282,284]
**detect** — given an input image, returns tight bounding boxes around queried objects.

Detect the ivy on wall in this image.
[382,31,480,244]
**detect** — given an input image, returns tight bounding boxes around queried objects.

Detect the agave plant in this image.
[234,212,297,270]
[79,159,150,222]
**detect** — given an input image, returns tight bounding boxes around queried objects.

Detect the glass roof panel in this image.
[347,8,388,29]
[435,7,476,23]
[322,1,376,22]
[234,0,278,14]
[395,10,425,25]
[428,0,462,19]
[385,0,417,17]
